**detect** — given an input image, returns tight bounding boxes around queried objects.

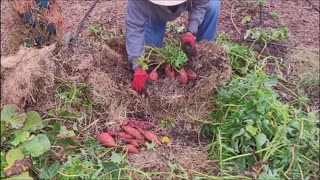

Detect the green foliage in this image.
[269,12,281,19]
[23,111,43,131]
[202,34,319,179]
[1,104,27,129]
[163,41,188,69]
[21,134,51,157]
[88,25,103,38]
[39,161,60,179]
[160,118,176,128]
[244,26,289,42]
[137,40,188,70]
[55,80,93,110]
[166,22,185,34]
[1,152,8,178]
[5,149,24,166]
[216,33,257,75]
[241,16,251,24]
[146,141,156,150]
[11,130,30,146]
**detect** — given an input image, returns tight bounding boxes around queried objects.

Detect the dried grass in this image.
[286,47,319,81]
[1,44,56,107]
[77,39,232,134]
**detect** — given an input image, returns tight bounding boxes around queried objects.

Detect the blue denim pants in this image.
[145,0,221,47]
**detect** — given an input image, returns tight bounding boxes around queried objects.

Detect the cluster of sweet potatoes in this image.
[96,120,161,154]
[149,64,197,84]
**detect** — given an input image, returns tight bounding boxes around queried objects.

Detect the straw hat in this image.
[149,0,188,6]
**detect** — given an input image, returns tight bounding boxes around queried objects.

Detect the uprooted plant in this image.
[137,40,196,84]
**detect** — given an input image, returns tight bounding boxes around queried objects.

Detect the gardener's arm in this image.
[125,0,146,69]
[188,0,209,35]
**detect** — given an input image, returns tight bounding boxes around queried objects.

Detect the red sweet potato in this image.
[122,120,155,130]
[136,127,161,145]
[186,69,197,81]
[117,132,134,139]
[178,68,188,84]
[124,144,139,154]
[129,140,139,147]
[121,126,144,140]
[165,64,175,78]
[107,128,118,136]
[149,70,158,81]
[96,133,117,147]
[118,136,140,147]
[121,120,129,126]
[135,121,155,130]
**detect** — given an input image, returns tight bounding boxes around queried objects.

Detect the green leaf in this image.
[10,114,27,129]
[25,38,33,48]
[141,63,149,70]
[146,141,156,150]
[6,149,24,166]
[244,29,252,40]
[1,152,8,178]
[255,133,267,148]
[245,125,258,136]
[1,104,16,122]
[23,111,42,131]
[110,152,122,164]
[21,134,51,157]
[102,161,122,179]
[168,162,178,171]
[11,130,30,146]
[57,126,75,139]
[39,161,60,179]
[241,16,251,24]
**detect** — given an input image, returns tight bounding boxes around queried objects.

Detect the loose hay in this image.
[1,44,56,107]
[85,38,231,126]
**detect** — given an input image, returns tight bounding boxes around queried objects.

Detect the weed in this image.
[244,26,289,42]
[160,118,176,128]
[269,12,281,19]
[137,40,188,71]
[216,32,257,75]
[201,33,319,179]
[166,22,185,34]
[55,80,93,111]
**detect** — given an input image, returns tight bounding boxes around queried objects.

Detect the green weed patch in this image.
[201,33,319,179]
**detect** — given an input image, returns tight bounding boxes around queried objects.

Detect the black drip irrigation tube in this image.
[306,0,320,13]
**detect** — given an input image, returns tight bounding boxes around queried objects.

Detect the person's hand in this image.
[131,68,149,94]
[182,32,196,56]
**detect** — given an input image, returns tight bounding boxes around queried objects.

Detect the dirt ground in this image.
[1,0,319,175]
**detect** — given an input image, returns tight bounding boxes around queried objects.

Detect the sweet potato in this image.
[186,69,197,81]
[149,70,158,81]
[125,120,155,130]
[136,127,161,145]
[117,132,134,139]
[165,64,175,78]
[107,128,118,136]
[129,140,139,147]
[121,126,144,140]
[118,136,140,147]
[135,121,155,130]
[121,120,129,126]
[96,133,117,147]
[124,144,139,154]
[178,68,188,84]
